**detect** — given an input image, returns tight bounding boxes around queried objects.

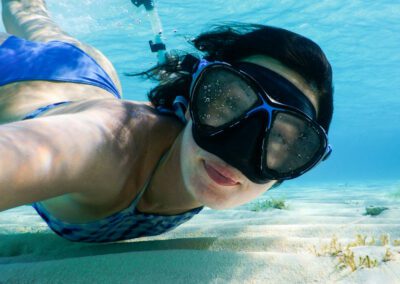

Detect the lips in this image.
[203,160,240,186]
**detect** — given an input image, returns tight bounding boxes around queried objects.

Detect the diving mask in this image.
[189,59,332,184]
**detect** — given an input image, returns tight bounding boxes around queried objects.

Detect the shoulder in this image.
[39,99,184,215]
[80,99,184,144]
[86,100,184,211]
[43,98,184,145]
[52,99,185,168]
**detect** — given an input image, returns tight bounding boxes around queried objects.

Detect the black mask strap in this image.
[180,54,200,74]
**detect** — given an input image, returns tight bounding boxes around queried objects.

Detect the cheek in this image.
[180,123,202,188]
[180,125,226,206]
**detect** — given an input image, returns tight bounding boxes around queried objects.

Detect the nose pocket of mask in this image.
[192,111,269,184]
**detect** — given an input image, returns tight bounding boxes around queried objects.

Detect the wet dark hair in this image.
[131,23,333,132]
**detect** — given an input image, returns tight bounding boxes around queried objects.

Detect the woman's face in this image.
[180,55,318,209]
[180,120,276,209]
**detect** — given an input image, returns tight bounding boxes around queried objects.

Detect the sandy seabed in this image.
[1,182,400,284]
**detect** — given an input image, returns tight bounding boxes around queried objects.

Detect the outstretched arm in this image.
[0,109,132,212]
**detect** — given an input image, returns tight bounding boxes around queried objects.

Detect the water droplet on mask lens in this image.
[299,132,307,140]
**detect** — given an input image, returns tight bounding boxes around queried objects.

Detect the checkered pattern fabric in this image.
[32,202,203,243]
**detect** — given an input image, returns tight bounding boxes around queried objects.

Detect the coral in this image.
[348,234,367,247]
[393,239,400,246]
[382,248,395,262]
[336,248,378,271]
[337,248,356,271]
[366,236,376,246]
[358,255,379,268]
[364,206,388,216]
[250,198,287,211]
[380,234,390,246]
[313,234,398,272]
[311,235,342,257]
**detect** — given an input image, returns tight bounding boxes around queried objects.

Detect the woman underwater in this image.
[0,0,333,242]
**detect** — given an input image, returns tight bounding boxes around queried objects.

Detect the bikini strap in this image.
[156,95,188,124]
[22,101,71,120]
[129,150,170,209]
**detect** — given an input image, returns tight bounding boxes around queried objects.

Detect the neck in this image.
[139,131,203,215]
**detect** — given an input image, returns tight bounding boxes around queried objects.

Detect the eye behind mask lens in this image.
[192,66,259,128]
[264,111,323,176]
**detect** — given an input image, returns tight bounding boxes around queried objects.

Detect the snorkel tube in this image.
[131,0,167,65]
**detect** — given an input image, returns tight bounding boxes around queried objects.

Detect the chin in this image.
[188,172,244,209]
[203,200,237,210]
[194,190,234,209]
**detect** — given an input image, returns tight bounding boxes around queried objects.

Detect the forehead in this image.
[238,55,319,115]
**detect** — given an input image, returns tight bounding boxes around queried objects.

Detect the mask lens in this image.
[192,67,259,128]
[265,112,322,175]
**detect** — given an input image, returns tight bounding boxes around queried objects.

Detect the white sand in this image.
[1,182,400,283]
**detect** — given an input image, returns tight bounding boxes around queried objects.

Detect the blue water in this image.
[1,0,399,185]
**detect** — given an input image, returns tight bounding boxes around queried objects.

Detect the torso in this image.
[0,33,189,223]
[32,99,184,223]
